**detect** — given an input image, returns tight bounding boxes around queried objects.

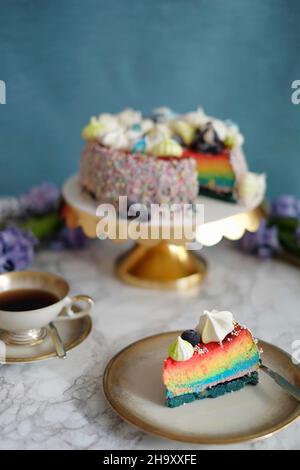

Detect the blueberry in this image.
[181,329,200,347]
[3,260,14,271]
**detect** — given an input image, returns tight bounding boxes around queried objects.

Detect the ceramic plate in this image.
[1,316,92,364]
[103,332,300,445]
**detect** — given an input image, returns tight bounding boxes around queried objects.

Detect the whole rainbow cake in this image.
[80,107,265,211]
[163,309,261,408]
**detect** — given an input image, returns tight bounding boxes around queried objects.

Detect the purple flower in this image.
[270,195,299,218]
[49,226,88,251]
[19,182,60,216]
[239,220,280,259]
[0,226,37,273]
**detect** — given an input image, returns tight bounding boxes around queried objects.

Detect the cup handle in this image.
[56,295,94,321]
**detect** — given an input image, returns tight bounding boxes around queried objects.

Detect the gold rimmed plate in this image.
[103,331,300,445]
[1,316,92,364]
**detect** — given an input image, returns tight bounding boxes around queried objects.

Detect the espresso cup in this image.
[0,271,94,344]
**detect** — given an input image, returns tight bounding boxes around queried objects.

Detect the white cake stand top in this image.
[63,174,262,246]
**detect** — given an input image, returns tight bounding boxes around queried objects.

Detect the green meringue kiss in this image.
[171,120,196,145]
[82,117,106,141]
[149,138,183,158]
[168,336,194,361]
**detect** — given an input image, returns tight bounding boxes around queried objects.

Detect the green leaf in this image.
[22,212,62,240]
[268,216,299,231]
[279,229,300,257]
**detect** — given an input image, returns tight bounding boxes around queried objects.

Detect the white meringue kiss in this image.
[196,309,234,344]
[117,108,142,127]
[97,113,120,133]
[184,107,209,128]
[101,129,129,150]
[238,172,266,209]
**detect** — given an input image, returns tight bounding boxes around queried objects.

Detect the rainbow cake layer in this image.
[163,312,261,408]
[183,149,236,200]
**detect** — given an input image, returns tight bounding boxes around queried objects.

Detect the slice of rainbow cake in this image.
[163,310,261,408]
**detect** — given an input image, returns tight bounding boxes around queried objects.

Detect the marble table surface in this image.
[0,239,299,450]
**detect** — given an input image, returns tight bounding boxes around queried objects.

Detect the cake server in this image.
[260,363,300,402]
[48,322,66,359]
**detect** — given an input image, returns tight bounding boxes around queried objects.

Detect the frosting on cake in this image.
[80,141,198,208]
[196,309,234,343]
[168,336,194,362]
[238,172,267,209]
[80,107,265,207]
[82,107,244,157]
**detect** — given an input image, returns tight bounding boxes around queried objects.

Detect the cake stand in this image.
[62,174,263,290]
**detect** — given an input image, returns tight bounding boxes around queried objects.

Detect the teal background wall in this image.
[0,0,300,198]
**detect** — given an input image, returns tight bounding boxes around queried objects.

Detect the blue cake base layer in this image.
[199,187,236,203]
[166,371,259,408]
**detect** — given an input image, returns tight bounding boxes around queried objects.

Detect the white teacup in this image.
[0,271,94,345]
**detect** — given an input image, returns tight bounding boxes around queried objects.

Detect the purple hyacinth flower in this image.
[256,221,280,250]
[239,220,280,259]
[0,226,37,273]
[256,245,274,259]
[239,229,258,254]
[296,200,300,218]
[296,226,300,247]
[19,182,60,216]
[50,226,87,251]
[270,195,299,218]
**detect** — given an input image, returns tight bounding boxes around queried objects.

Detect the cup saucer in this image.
[0,315,92,364]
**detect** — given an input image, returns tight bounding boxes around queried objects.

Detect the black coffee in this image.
[0,289,59,311]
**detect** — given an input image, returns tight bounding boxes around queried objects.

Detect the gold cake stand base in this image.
[115,242,207,290]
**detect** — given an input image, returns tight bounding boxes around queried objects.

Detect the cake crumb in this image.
[195,345,209,355]
[231,329,240,337]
